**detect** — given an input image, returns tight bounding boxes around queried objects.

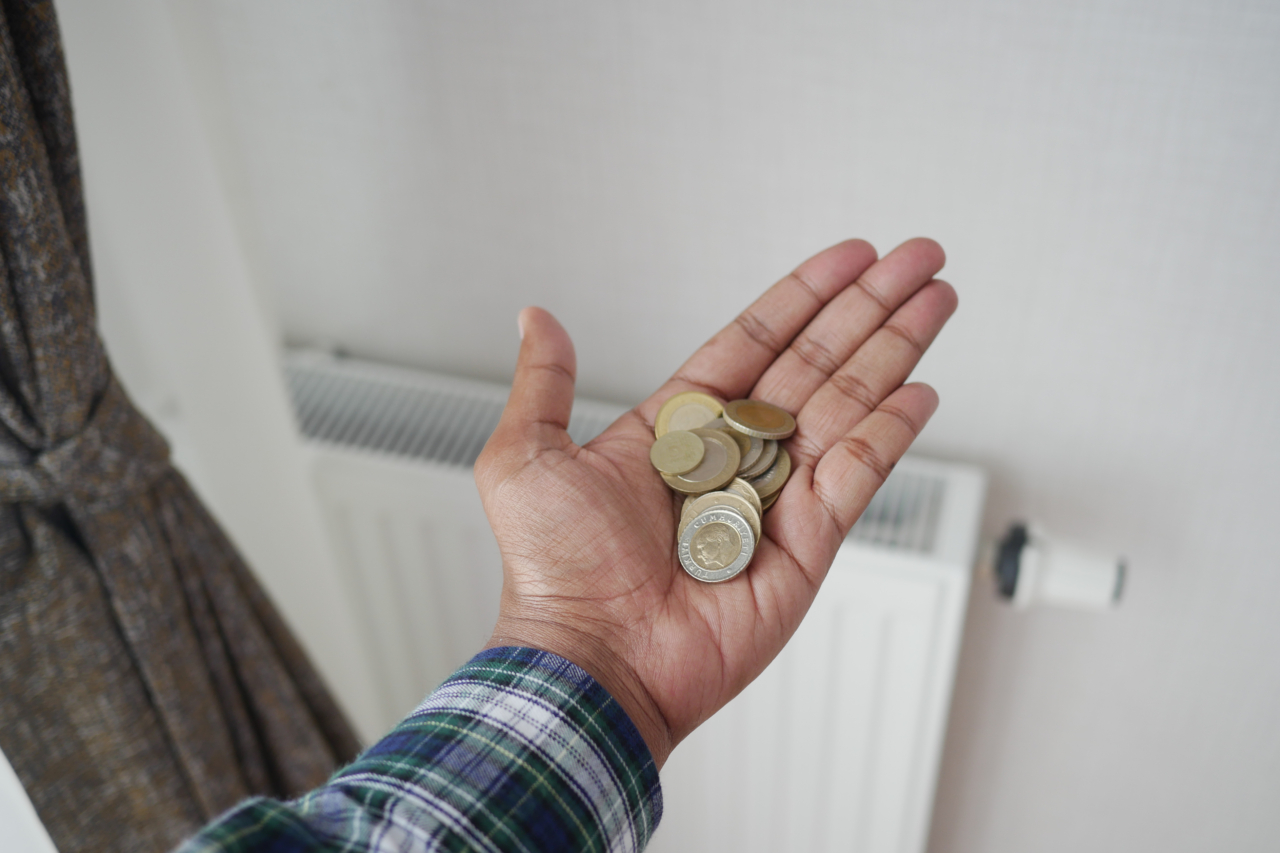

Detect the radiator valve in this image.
[990,522,1125,611]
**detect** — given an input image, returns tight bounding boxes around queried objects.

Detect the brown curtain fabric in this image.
[0,2,361,851]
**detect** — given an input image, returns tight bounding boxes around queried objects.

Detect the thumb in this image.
[491,306,577,457]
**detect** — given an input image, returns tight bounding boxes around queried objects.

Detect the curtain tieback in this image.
[0,375,171,509]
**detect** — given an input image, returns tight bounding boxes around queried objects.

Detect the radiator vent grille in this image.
[849,469,945,554]
[286,354,621,468]
[284,352,944,553]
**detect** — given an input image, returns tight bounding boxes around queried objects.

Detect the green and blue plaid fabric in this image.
[177,647,663,852]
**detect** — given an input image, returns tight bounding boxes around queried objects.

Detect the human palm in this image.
[475,238,956,766]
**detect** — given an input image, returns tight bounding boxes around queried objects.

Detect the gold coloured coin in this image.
[748,446,791,499]
[661,428,741,494]
[735,432,765,473]
[649,430,705,475]
[706,417,752,458]
[651,391,785,582]
[723,399,797,440]
[739,438,777,480]
[679,496,697,538]
[679,508,755,583]
[688,491,762,544]
[704,417,752,458]
[679,493,706,538]
[655,392,724,438]
[725,478,763,519]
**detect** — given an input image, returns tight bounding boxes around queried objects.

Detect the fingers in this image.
[751,238,946,413]
[810,383,940,532]
[488,307,577,457]
[788,278,957,468]
[635,239,878,427]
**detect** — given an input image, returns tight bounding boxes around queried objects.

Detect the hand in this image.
[475,238,956,767]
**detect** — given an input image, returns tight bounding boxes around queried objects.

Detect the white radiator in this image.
[285,351,985,853]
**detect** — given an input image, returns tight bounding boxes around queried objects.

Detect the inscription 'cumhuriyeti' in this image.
[691,522,741,570]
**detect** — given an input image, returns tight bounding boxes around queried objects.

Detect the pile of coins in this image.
[649,393,795,583]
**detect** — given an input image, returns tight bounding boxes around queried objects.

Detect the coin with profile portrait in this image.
[678,508,755,583]
[686,491,761,545]
[651,391,790,584]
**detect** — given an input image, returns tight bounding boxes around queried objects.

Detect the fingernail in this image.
[517,312,526,341]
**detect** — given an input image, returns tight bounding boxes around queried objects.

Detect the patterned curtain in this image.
[0,2,361,850]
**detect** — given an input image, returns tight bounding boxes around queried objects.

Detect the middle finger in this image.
[751,237,945,413]
[788,278,957,469]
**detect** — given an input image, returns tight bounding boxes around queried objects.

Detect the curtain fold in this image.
[0,2,361,850]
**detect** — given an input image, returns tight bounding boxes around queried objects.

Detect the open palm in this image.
[475,238,956,766]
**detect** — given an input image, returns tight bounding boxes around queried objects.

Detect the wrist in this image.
[485,612,674,768]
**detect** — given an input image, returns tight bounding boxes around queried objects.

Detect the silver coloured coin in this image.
[678,508,756,583]
[736,433,765,473]
[740,438,777,479]
[686,491,761,545]
[725,478,764,519]
[702,417,751,458]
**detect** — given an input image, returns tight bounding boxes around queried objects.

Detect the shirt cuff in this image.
[183,646,663,852]
[346,646,663,852]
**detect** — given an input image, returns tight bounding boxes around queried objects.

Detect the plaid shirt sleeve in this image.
[176,647,663,853]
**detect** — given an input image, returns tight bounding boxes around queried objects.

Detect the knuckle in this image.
[835,434,894,484]
[879,403,924,437]
[784,270,825,305]
[734,309,787,355]
[787,429,824,467]
[854,277,892,312]
[882,322,925,356]
[528,361,575,384]
[828,371,880,412]
[809,479,843,529]
[790,334,842,376]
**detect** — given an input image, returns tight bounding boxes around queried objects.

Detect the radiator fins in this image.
[284,351,944,554]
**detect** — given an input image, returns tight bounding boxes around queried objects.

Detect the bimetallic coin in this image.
[649,430,705,475]
[661,428,741,494]
[735,432,765,473]
[651,392,780,582]
[748,446,792,499]
[704,417,751,458]
[723,399,797,440]
[725,478,763,518]
[739,438,778,480]
[679,496,698,538]
[655,392,724,437]
[687,491,761,544]
[679,508,756,583]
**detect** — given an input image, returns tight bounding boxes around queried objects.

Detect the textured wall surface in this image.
[110,1,1280,850]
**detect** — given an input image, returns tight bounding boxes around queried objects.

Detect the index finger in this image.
[635,239,878,428]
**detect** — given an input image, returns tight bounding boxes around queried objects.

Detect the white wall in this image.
[57,0,384,740]
[76,1,1280,851]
